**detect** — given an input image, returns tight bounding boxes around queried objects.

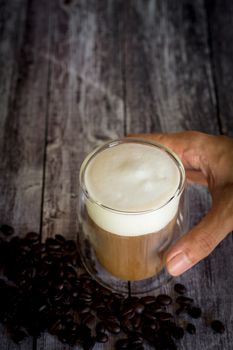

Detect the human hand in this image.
[129,131,233,276]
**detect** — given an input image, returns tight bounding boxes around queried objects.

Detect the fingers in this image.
[186,170,207,186]
[165,202,232,276]
[128,131,208,170]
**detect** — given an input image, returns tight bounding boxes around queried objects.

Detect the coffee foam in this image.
[84,142,182,236]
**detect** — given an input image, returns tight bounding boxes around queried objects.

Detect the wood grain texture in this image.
[0,0,51,234]
[124,0,219,134]
[205,0,233,136]
[0,0,233,349]
[0,0,51,349]
[38,0,124,349]
[41,0,124,240]
[123,1,233,349]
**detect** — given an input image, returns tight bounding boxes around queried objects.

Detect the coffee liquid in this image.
[81,141,183,281]
[87,214,177,281]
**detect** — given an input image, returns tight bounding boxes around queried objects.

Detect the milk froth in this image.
[82,140,183,236]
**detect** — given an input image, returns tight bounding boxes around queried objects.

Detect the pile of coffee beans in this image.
[0,224,225,349]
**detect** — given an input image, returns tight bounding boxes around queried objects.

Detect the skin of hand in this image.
[129,131,233,276]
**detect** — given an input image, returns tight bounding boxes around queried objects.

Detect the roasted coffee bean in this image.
[156,294,172,306]
[105,314,119,323]
[211,320,225,334]
[128,336,144,350]
[124,296,139,305]
[9,326,28,343]
[176,296,193,305]
[188,306,202,319]
[96,332,108,343]
[121,318,134,333]
[122,305,135,319]
[72,290,78,298]
[81,314,96,328]
[0,229,226,349]
[79,293,92,303]
[175,305,187,316]
[0,224,14,236]
[65,240,76,253]
[132,314,141,329]
[115,338,129,349]
[171,326,184,340]
[155,311,173,321]
[55,234,66,243]
[92,301,105,310]
[186,323,196,334]
[46,237,56,246]
[145,319,159,331]
[150,302,163,313]
[77,305,91,314]
[106,321,121,334]
[143,311,157,322]
[25,232,39,242]
[82,336,96,350]
[142,325,157,343]
[96,322,107,335]
[134,302,145,314]
[96,306,107,318]
[140,296,156,305]
[174,283,187,295]
[158,334,177,350]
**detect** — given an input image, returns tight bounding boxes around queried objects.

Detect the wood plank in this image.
[41,0,124,239]
[0,0,51,348]
[0,0,51,233]
[38,0,125,349]
[0,0,27,138]
[124,0,219,134]
[124,1,233,349]
[205,0,233,136]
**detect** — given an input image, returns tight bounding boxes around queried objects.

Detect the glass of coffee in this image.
[78,138,187,294]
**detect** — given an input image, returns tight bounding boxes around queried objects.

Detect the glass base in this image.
[78,234,173,295]
[78,187,189,295]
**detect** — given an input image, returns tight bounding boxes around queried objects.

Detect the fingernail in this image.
[167,252,192,276]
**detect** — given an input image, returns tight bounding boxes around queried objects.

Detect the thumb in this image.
[165,203,231,276]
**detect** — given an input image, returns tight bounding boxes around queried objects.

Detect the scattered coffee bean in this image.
[174,283,187,295]
[96,322,107,334]
[134,302,145,314]
[156,294,172,306]
[188,306,202,319]
[175,305,187,316]
[106,321,121,334]
[132,314,141,329]
[143,310,157,322]
[186,323,196,334]
[155,311,173,321]
[82,336,96,350]
[176,296,193,305]
[141,296,156,305]
[0,226,226,348]
[211,320,225,334]
[122,304,135,319]
[0,224,14,236]
[172,326,185,340]
[115,338,129,349]
[96,332,108,343]
[121,318,134,333]
[150,302,163,313]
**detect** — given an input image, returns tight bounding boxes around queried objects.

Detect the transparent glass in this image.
[78,138,188,295]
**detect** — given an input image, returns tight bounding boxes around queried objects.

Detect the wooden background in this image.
[0,0,233,349]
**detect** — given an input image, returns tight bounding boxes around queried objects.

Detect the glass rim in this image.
[79,137,186,215]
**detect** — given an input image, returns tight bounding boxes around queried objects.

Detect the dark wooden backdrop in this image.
[0,0,233,349]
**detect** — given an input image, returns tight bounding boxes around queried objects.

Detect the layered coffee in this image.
[80,140,184,281]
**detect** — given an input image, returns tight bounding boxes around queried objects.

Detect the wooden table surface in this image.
[1,0,233,349]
